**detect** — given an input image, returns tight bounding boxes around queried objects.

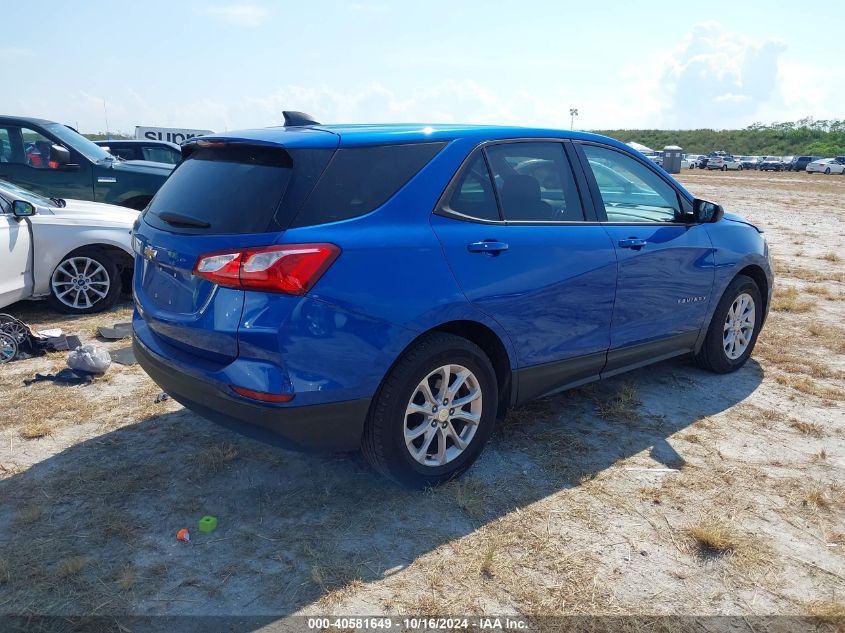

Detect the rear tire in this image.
[47,247,122,315]
[362,332,498,488]
[694,275,762,374]
[825,168,831,175]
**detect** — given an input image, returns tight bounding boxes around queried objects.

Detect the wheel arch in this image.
[36,240,134,296]
[736,264,770,323]
[381,319,515,421]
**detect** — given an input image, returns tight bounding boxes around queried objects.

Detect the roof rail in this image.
[282,111,321,127]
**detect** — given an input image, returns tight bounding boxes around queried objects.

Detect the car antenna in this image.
[282,111,321,127]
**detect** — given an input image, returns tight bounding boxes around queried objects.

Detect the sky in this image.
[2,1,843,134]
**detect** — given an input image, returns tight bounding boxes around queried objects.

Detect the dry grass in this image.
[686,522,740,555]
[13,506,42,526]
[774,259,845,283]
[191,442,239,475]
[774,374,845,400]
[802,487,832,511]
[56,556,88,578]
[807,323,845,354]
[790,420,824,437]
[805,285,837,299]
[772,286,817,313]
[443,478,487,518]
[805,600,845,621]
[819,252,841,263]
[18,421,55,439]
[595,383,641,422]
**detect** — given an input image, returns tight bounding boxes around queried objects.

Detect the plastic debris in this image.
[111,346,137,366]
[36,328,63,338]
[155,391,170,403]
[176,528,190,542]
[67,345,111,374]
[198,516,218,533]
[97,322,132,340]
[24,368,95,386]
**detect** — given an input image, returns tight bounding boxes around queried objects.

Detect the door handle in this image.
[618,238,647,250]
[467,240,509,255]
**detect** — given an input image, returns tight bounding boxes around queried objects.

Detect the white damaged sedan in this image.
[0,179,137,314]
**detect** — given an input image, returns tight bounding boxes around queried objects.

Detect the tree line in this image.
[594,118,845,157]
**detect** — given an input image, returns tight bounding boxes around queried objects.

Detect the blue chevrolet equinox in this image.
[132,114,773,487]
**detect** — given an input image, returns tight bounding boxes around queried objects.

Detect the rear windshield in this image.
[145,144,327,234]
[290,142,446,227]
[144,141,444,234]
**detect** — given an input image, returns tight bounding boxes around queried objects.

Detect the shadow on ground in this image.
[0,356,764,630]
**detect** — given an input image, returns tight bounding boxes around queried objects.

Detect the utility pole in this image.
[103,99,110,140]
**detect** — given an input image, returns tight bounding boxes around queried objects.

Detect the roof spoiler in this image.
[283,111,321,127]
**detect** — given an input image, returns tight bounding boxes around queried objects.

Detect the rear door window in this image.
[290,142,446,227]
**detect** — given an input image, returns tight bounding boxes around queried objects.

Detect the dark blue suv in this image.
[132,120,773,487]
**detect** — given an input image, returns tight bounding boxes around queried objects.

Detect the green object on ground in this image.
[198,515,218,533]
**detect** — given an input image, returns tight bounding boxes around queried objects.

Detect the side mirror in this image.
[12,200,36,218]
[49,145,79,171]
[692,198,724,223]
[50,144,70,165]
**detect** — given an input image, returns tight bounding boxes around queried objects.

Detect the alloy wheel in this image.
[723,293,755,360]
[51,256,111,310]
[404,364,482,467]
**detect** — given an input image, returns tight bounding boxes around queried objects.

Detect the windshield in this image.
[45,123,113,163]
[0,178,54,206]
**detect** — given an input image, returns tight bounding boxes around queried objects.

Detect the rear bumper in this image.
[133,334,370,451]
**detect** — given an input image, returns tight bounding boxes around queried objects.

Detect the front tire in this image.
[362,332,498,488]
[47,247,121,314]
[694,275,762,374]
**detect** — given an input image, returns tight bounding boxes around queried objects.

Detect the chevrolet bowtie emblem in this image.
[143,245,158,260]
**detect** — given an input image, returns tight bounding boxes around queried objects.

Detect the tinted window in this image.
[143,146,180,164]
[145,144,295,234]
[582,145,681,223]
[485,142,584,222]
[444,152,500,221]
[0,129,10,163]
[291,142,446,227]
[110,147,137,160]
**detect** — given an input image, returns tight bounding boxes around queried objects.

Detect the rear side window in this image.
[291,142,446,227]
[145,144,299,234]
[444,152,500,221]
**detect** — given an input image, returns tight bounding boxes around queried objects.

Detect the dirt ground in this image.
[0,170,843,628]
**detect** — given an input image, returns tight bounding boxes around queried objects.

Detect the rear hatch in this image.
[133,131,338,363]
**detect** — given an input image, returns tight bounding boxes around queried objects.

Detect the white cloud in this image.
[659,22,788,128]
[203,3,270,27]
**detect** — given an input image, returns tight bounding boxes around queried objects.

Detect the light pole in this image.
[570,108,579,130]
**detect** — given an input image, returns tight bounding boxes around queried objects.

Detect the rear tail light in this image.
[194,243,340,294]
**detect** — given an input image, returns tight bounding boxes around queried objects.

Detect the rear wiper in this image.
[157,212,210,228]
[50,197,66,208]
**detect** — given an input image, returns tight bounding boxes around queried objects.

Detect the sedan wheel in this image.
[48,248,121,314]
